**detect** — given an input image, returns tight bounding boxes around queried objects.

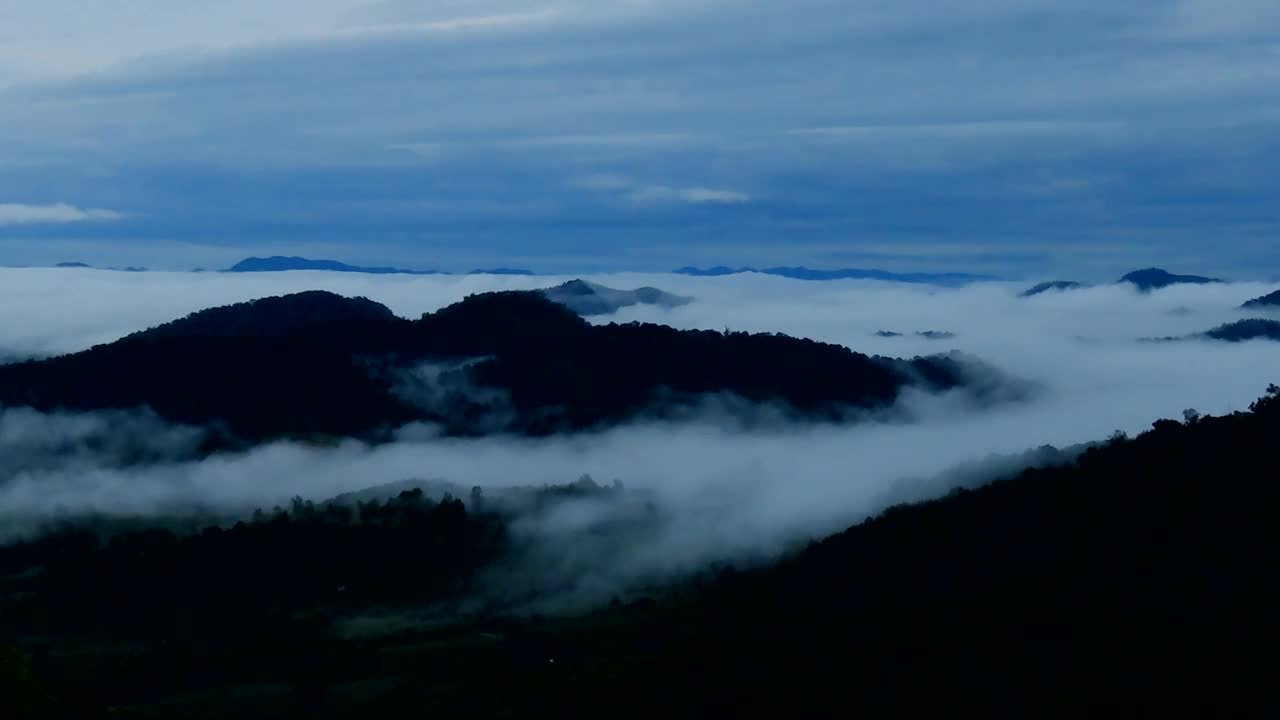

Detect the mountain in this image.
[1143,318,1280,344]
[1020,280,1084,297]
[225,256,536,275]
[674,266,998,286]
[1203,318,1280,342]
[226,256,445,274]
[54,261,92,268]
[540,279,692,316]
[876,330,957,340]
[125,290,400,341]
[1241,289,1280,309]
[469,268,536,276]
[6,388,1276,716]
[666,386,1280,713]
[1119,267,1220,291]
[0,290,989,445]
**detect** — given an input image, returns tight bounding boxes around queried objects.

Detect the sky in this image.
[1,1,1278,278]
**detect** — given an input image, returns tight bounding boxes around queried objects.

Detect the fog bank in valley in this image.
[2,268,1278,602]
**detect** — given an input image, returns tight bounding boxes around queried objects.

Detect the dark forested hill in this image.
[126,291,404,341]
[1203,318,1280,342]
[0,290,983,444]
[673,386,1280,714]
[3,385,1275,717]
[1241,289,1280,309]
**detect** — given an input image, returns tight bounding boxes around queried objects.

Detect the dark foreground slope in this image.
[685,387,1279,714]
[4,387,1276,718]
[0,290,976,444]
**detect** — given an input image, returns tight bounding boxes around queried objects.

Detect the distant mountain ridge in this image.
[1019,268,1226,297]
[42,258,535,275]
[226,256,447,275]
[674,266,998,286]
[1119,268,1221,291]
[226,257,543,275]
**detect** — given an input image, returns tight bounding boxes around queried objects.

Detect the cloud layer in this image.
[3,269,1279,599]
[1,1,1277,275]
[0,203,125,225]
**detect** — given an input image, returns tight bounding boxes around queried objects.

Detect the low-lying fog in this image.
[2,268,1279,600]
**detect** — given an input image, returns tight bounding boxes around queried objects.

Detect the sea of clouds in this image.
[2,268,1278,600]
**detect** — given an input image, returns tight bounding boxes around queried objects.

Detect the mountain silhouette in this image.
[1241,289,1280,309]
[0,290,988,445]
[876,330,957,340]
[1119,268,1220,291]
[226,256,445,274]
[541,279,692,315]
[225,256,537,275]
[1203,319,1280,342]
[1020,280,1085,297]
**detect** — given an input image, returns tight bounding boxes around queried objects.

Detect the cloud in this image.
[626,185,751,205]
[0,1,1278,275]
[575,175,750,205]
[0,203,125,225]
[1154,0,1280,39]
[2,269,1279,603]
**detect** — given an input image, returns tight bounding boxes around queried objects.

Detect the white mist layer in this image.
[1,269,1279,586]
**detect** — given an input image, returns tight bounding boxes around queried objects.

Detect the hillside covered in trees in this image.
[0,290,989,446]
[1241,289,1280,309]
[3,385,1276,717]
[1203,318,1280,342]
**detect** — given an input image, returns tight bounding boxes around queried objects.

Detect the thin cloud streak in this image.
[0,203,126,225]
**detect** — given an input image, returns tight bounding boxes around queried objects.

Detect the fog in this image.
[2,268,1279,604]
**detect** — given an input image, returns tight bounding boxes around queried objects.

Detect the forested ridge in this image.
[0,290,980,444]
[3,386,1277,717]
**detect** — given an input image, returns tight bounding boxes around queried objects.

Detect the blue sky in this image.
[1,1,1278,279]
